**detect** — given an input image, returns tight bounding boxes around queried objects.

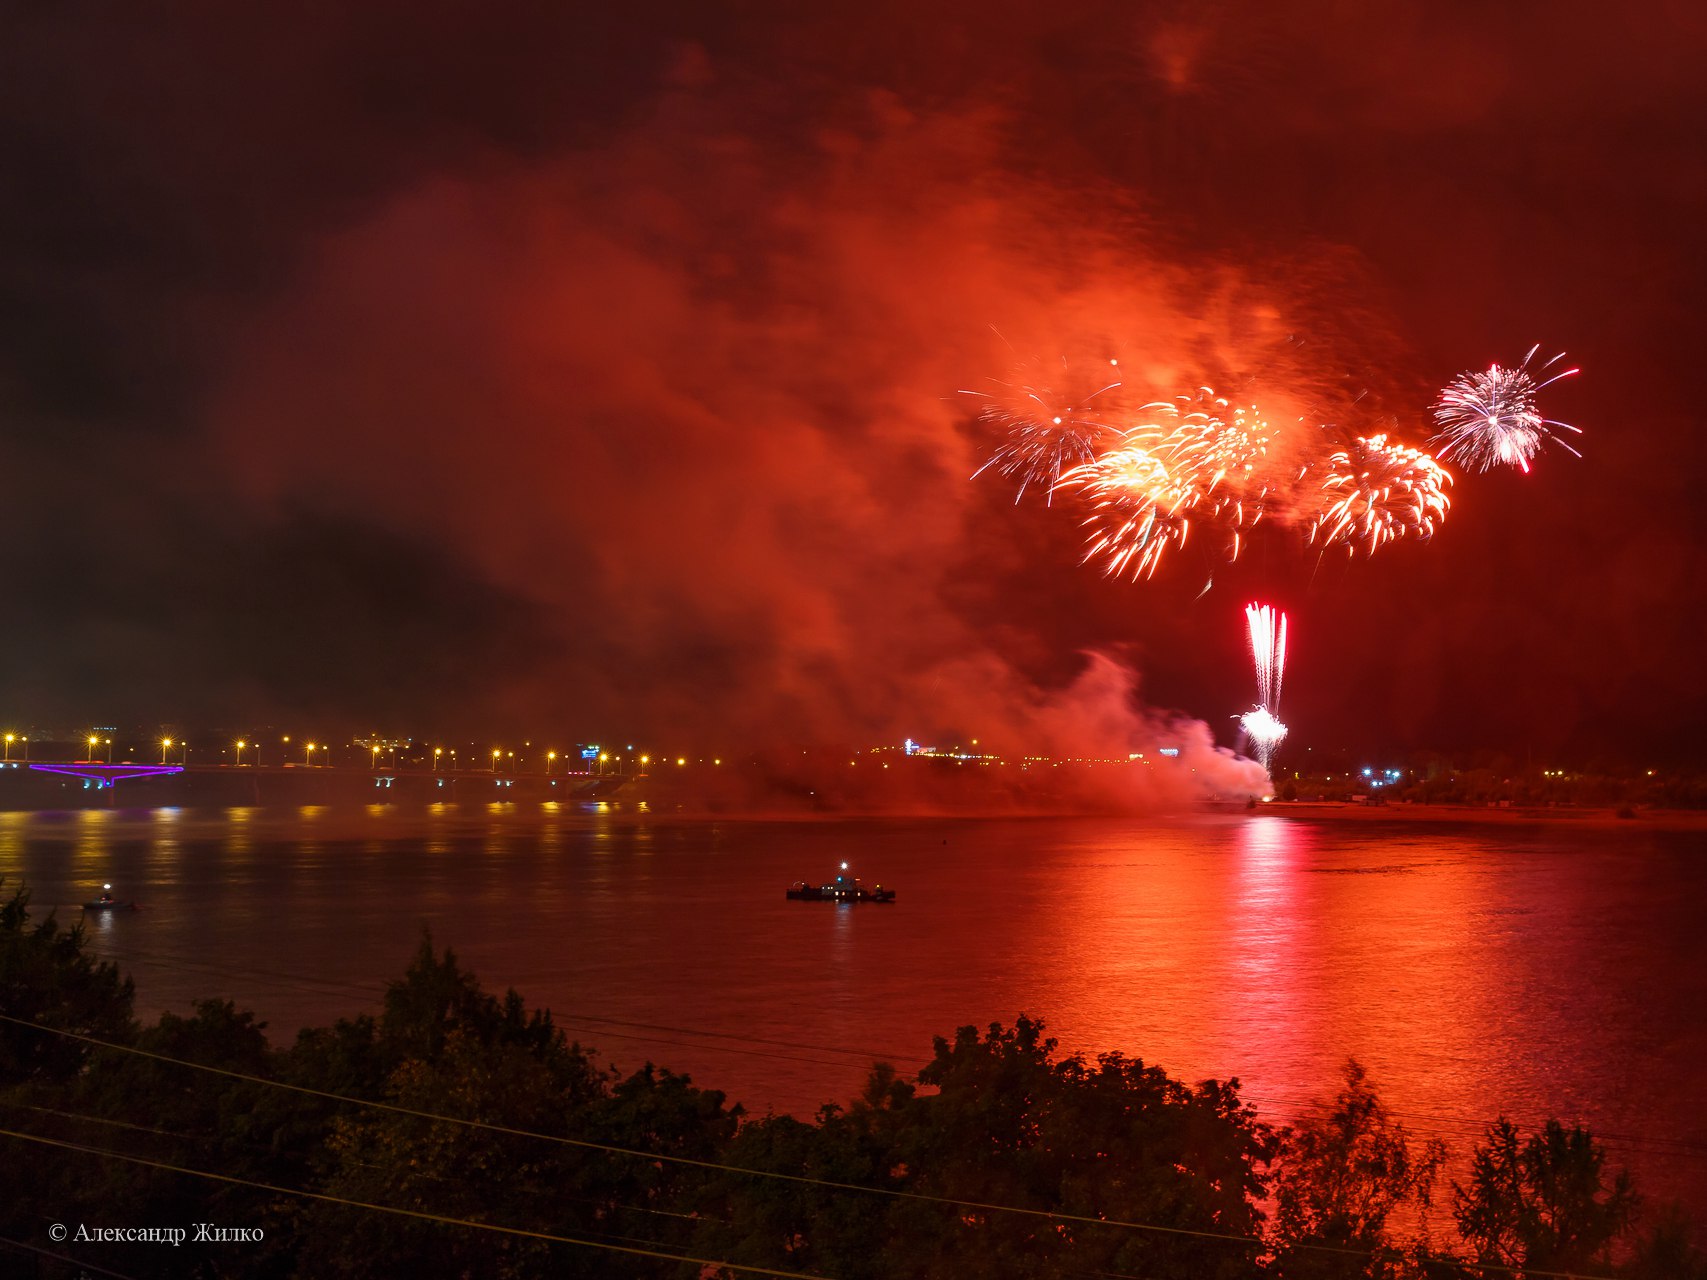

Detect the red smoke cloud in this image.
[211,82,1302,798]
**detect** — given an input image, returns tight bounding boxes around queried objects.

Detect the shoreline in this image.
[1258,799,1707,831]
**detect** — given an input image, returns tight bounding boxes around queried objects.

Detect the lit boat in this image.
[83,883,138,912]
[786,862,896,903]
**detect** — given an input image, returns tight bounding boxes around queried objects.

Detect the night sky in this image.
[3,2,1703,764]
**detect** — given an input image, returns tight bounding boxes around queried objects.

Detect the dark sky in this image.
[2,1,1702,765]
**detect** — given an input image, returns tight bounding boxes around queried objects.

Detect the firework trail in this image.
[1243,603,1288,773]
[1246,603,1287,713]
[1429,346,1581,473]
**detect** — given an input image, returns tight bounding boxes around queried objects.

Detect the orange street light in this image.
[87,735,99,762]
[160,737,173,765]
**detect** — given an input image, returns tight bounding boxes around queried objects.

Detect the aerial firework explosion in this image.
[964,358,1130,501]
[1243,603,1289,774]
[1311,434,1452,556]
[1051,392,1301,579]
[976,346,1580,580]
[980,371,1455,579]
[1062,444,1196,580]
[1429,346,1581,474]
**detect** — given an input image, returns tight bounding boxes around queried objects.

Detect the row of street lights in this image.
[3,733,689,774]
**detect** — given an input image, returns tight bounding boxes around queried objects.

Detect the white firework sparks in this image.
[1429,346,1582,473]
[1239,706,1288,757]
[1243,604,1288,773]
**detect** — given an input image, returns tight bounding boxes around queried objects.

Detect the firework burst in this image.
[1051,391,1294,576]
[1311,434,1452,555]
[967,358,1129,500]
[1430,346,1581,473]
[1056,445,1198,580]
[974,341,1578,583]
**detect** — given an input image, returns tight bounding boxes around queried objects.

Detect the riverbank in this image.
[1259,798,1707,831]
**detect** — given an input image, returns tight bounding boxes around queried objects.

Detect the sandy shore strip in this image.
[1258,800,1707,831]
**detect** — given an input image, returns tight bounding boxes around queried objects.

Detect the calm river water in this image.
[4,801,1705,1214]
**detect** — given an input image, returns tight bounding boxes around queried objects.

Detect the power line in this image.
[38,928,1707,1168]
[45,931,1707,1174]
[0,1125,828,1280]
[0,1012,1268,1251]
[0,1115,1624,1280]
[0,1014,1631,1279]
[8,1099,718,1233]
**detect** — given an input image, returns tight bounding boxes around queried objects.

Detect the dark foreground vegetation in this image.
[2,882,1702,1280]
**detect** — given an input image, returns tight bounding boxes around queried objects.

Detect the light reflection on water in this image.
[0,803,1703,1212]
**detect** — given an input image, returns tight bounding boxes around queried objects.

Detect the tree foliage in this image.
[0,878,135,1085]
[0,905,1688,1280]
[1452,1117,1639,1277]
[1268,1060,1448,1280]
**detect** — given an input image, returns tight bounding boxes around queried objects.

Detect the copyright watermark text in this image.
[49,1222,263,1245]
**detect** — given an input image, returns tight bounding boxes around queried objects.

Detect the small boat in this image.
[83,884,139,912]
[786,862,896,904]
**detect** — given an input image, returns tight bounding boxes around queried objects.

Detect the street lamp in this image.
[433,747,443,771]
[371,744,381,771]
[235,740,246,767]
[103,737,113,763]
[545,750,556,775]
[305,742,317,766]
[492,748,502,773]
[639,754,650,773]
[2,734,12,762]
[87,735,99,762]
[160,737,173,765]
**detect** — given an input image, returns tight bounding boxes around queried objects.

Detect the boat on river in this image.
[83,884,138,912]
[786,863,896,903]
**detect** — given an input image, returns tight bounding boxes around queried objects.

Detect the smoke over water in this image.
[211,77,1306,804]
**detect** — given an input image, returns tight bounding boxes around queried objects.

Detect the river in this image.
[3,800,1704,1215]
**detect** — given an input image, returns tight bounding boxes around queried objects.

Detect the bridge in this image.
[0,759,640,804]
[24,762,185,790]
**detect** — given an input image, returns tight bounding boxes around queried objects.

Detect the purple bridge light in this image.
[30,763,185,790]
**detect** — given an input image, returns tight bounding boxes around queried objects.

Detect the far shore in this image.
[1258,799,1707,831]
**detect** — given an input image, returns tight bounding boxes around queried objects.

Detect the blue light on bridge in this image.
[29,763,185,788]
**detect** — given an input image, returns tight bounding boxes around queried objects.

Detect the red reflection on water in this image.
[1225,815,1316,1101]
